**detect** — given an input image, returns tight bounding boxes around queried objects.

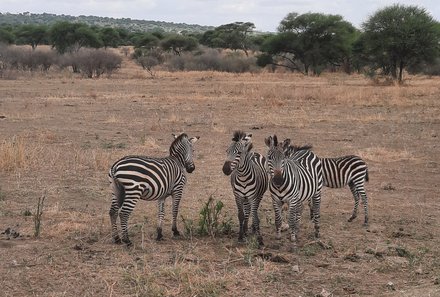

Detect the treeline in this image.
[1,4,440,82]
[0,12,214,33]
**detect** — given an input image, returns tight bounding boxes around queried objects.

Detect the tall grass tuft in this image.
[0,136,28,172]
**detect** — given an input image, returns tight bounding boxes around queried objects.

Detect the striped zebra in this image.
[108,133,199,246]
[283,139,370,226]
[222,131,268,245]
[265,135,323,248]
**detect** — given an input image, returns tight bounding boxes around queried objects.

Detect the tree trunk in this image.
[398,60,404,84]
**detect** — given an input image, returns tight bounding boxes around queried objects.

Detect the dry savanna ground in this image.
[0,55,439,297]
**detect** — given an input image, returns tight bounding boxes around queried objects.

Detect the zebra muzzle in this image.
[273,170,284,186]
[222,161,232,175]
[186,165,195,173]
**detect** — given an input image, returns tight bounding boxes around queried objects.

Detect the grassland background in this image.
[0,56,439,297]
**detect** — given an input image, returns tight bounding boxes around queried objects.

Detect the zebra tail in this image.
[365,168,369,182]
[111,178,126,208]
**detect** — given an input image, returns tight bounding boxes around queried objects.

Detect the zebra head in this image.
[265,135,285,187]
[170,133,200,173]
[222,131,252,176]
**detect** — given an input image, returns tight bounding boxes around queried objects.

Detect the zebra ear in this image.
[273,135,278,147]
[264,136,273,148]
[189,136,199,144]
[283,138,291,149]
[172,133,179,139]
[244,133,252,142]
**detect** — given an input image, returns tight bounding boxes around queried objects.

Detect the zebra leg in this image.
[308,198,313,221]
[348,182,360,222]
[358,185,369,226]
[157,199,165,241]
[311,193,321,239]
[289,202,303,249]
[251,197,263,246]
[243,199,250,237]
[272,198,283,240]
[109,194,121,244]
[235,196,245,242]
[119,198,138,246]
[171,191,183,237]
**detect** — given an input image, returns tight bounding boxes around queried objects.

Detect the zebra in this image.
[265,135,323,249]
[283,139,370,226]
[108,133,199,246]
[222,131,268,245]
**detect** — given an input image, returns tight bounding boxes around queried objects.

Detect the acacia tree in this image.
[160,34,198,56]
[99,27,120,48]
[258,13,356,75]
[50,21,102,54]
[15,24,49,50]
[361,4,440,83]
[201,22,256,56]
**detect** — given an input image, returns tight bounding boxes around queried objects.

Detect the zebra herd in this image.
[108,131,369,250]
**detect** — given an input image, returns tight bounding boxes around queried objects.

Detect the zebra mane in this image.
[246,143,254,153]
[288,144,313,153]
[232,130,247,142]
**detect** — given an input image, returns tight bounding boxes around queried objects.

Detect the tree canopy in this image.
[361,4,440,82]
[259,12,357,74]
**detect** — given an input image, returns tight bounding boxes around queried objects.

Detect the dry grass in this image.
[0,58,440,297]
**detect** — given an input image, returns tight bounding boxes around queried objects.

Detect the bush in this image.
[21,49,56,72]
[63,49,122,78]
[165,48,257,73]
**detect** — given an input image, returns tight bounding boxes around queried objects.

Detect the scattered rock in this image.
[344,253,361,262]
[386,256,409,266]
[0,115,6,119]
[255,252,289,263]
[382,183,396,191]
[1,227,20,239]
[386,281,395,291]
[292,264,300,272]
[318,288,333,297]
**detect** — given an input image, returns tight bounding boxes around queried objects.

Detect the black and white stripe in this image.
[265,135,323,248]
[222,131,268,245]
[108,133,199,246]
[283,140,369,225]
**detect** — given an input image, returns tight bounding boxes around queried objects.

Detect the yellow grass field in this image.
[0,56,439,297]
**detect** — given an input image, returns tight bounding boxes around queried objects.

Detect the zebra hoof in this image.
[122,239,132,247]
[348,216,356,222]
[156,234,164,241]
[173,230,181,237]
[113,236,122,244]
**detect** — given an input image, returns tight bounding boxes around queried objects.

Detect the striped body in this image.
[109,133,199,246]
[223,131,268,245]
[266,135,323,248]
[321,156,369,225]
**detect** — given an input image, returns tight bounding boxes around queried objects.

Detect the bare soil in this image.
[0,59,439,296]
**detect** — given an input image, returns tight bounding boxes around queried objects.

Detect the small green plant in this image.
[34,193,46,237]
[197,195,231,237]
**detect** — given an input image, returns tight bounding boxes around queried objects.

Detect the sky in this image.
[1,0,439,32]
